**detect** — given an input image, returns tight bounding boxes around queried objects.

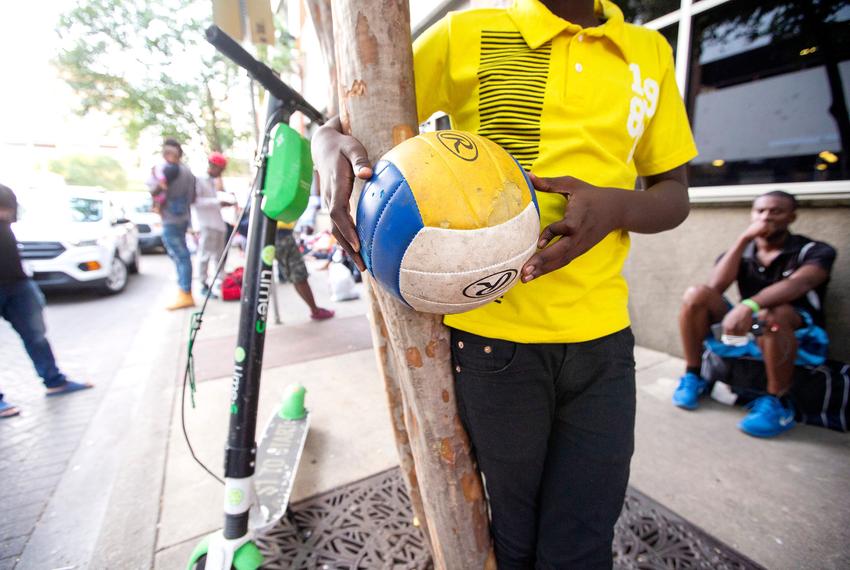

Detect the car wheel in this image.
[128,247,141,274]
[101,255,129,294]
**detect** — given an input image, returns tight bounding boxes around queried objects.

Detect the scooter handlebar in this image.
[205,25,324,124]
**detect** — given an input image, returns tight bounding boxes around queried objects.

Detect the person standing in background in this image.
[148,138,197,310]
[193,152,229,298]
[218,173,241,246]
[1,184,93,418]
[275,219,335,321]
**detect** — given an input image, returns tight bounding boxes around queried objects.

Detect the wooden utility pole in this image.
[304,0,432,547]
[330,2,495,568]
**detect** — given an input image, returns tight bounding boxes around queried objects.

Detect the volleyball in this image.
[355,130,540,314]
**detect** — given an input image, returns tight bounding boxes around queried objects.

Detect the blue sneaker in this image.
[672,373,708,410]
[0,399,20,418]
[739,395,796,438]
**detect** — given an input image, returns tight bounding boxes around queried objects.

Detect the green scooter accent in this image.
[186,535,265,570]
[279,384,307,420]
[186,536,209,570]
[261,123,313,223]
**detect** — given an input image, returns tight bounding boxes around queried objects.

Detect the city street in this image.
[0,254,186,569]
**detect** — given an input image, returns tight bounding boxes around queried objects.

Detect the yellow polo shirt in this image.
[413,0,697,343]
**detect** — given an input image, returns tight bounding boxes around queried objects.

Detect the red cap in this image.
[208,152,228,168]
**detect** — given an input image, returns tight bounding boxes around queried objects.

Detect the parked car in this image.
[110,191,163,252]
[13,186,140,294]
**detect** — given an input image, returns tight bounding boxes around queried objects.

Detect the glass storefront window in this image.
[687,0,850,186]
[658,24,678,56]
[619,0,680,25]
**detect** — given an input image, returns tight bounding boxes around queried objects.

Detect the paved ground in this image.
[0,253,180,569]
[2,249,848,569]
[630,352,850,569]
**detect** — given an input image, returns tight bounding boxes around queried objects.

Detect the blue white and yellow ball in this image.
[356,130,540,314]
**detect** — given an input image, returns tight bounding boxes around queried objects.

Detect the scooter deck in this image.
[254,410,310,529]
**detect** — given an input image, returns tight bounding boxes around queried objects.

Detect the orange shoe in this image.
[167,290,196,310]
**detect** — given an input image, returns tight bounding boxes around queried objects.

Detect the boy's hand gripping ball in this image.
[356,131,540,314]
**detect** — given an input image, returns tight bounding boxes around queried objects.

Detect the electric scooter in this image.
[186,25,326,570]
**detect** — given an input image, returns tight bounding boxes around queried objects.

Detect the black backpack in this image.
[702,351,849,432]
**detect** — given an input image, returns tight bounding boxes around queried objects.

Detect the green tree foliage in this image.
[55,0,293,152]
[49,154,130,191]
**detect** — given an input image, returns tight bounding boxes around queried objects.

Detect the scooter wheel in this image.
[192,554,236,570]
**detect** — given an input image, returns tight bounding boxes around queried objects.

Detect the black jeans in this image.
[451,327,636,570]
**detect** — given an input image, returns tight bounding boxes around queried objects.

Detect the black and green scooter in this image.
[186,26,325,570]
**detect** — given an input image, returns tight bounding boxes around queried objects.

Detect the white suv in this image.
[110,191,163,252]
[13,186,140,294]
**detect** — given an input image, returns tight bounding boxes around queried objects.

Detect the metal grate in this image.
[257,469,431,569]
[257,468,762,570]
[614,488,761,569]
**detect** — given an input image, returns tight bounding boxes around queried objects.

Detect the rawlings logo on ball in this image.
[356,131,540,314]
[437,131,479,162]
[463,270,518,299]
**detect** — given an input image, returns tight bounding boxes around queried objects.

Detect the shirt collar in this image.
[508,0,627,52]
[743,233,802,260]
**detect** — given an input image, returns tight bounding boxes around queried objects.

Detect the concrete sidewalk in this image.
[17,257,847,569]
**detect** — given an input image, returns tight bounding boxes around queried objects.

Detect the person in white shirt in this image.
[193,152,229,297]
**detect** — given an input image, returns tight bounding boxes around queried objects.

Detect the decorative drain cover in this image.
[257,468,761,569]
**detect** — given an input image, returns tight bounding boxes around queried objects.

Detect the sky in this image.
[0,1,119,146]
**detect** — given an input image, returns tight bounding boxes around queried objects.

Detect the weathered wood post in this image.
[305,0,432,551]
[330,2,495,568]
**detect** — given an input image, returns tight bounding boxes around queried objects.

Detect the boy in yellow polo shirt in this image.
[314,0,696,567]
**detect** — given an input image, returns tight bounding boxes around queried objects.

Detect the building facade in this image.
[622,0,849,361]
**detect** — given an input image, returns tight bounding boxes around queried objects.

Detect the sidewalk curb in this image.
[90,310,187,570]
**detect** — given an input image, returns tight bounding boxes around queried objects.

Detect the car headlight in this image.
[72,239,99,247]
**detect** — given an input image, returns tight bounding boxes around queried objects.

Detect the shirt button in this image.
[575,62,583,73]
[577,34,584,42]
[483,345,492,354]
[457,341,464,349]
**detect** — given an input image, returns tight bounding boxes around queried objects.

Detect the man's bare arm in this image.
[708,239,748,294]
[707,219,771,294]
[750,264,830,309]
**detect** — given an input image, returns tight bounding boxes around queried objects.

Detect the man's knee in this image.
[682,284,717,307]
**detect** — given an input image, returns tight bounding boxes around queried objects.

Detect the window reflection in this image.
[658,24,678,57]
[69,198,104,223]
[619,0,679,25]
[687,0,850,186]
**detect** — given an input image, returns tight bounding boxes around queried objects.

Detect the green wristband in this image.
[741,299,760,313]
